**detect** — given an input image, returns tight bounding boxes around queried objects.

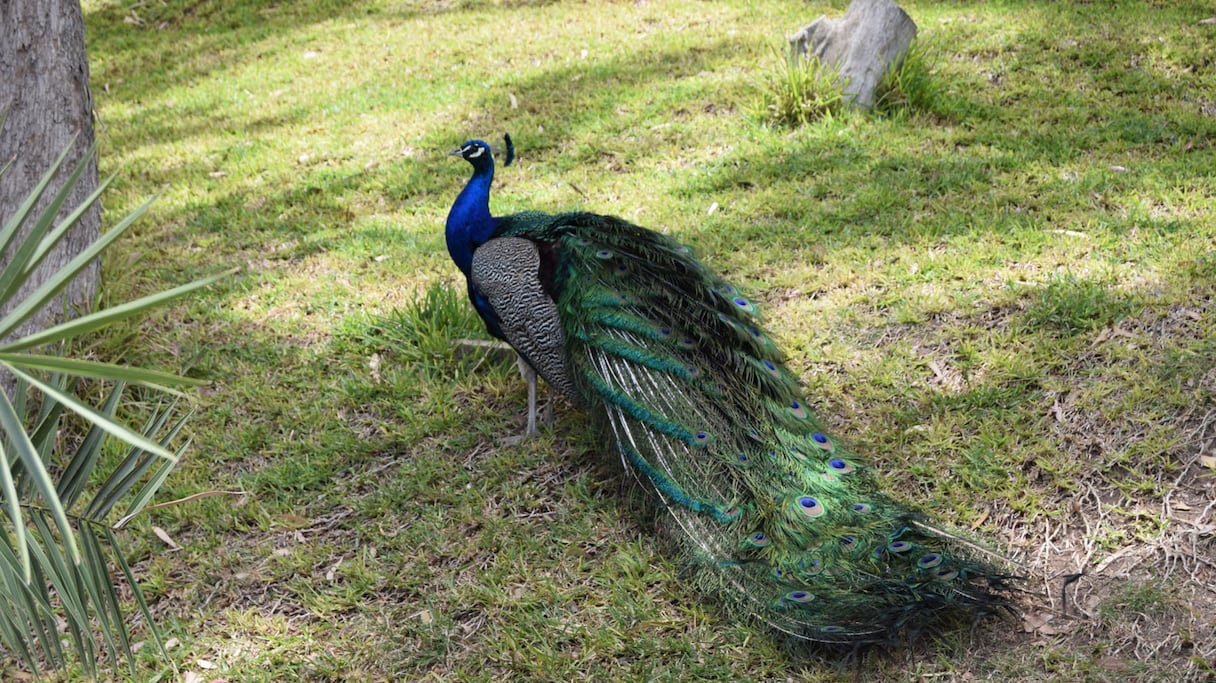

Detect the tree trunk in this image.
[0,0,101,349]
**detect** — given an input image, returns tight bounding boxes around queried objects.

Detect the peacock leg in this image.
[516,354,539,436]
[542,386,555,428]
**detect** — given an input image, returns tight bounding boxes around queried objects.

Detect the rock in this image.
[788,0,918,109]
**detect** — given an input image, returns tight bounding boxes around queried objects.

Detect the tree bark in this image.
[0,0,101,347]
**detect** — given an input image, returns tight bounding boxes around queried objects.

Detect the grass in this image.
[20,0,1216,679]
[754,51,846,128]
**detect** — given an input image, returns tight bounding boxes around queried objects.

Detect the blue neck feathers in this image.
[445,144,497,276]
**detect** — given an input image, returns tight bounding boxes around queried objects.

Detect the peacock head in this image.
[449,134,514,171]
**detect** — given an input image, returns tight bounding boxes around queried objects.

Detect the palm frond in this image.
[0,137,221,676]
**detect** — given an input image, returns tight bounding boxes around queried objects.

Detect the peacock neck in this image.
[445,162,496,276]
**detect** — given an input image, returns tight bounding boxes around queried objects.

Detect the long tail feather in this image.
[495,211,1015,644]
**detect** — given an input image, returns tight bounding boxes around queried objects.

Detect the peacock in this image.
[443,134,1015,646]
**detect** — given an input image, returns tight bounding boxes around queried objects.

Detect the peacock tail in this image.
[444,135,1015,645]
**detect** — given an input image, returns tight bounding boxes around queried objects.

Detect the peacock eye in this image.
[466,145,484,158]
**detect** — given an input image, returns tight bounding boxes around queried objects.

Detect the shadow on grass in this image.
[667,0,1214,247]
[92,27,759,281]
[85,0,564,97]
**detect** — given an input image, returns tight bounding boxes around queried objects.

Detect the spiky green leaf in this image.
[0,388,81,567]
[4,364,177,463]
[0,268,228,353]
[0,352,203,393]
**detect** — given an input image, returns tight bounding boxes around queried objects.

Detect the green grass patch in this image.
[1024,273,1139,335]
[752,51,847,128]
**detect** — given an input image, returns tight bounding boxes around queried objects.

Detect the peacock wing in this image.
[470,235,577,399]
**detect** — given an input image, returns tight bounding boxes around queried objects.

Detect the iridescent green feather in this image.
[489,210,1014,644]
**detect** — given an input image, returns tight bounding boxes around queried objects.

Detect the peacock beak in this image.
[448,148,464,157]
